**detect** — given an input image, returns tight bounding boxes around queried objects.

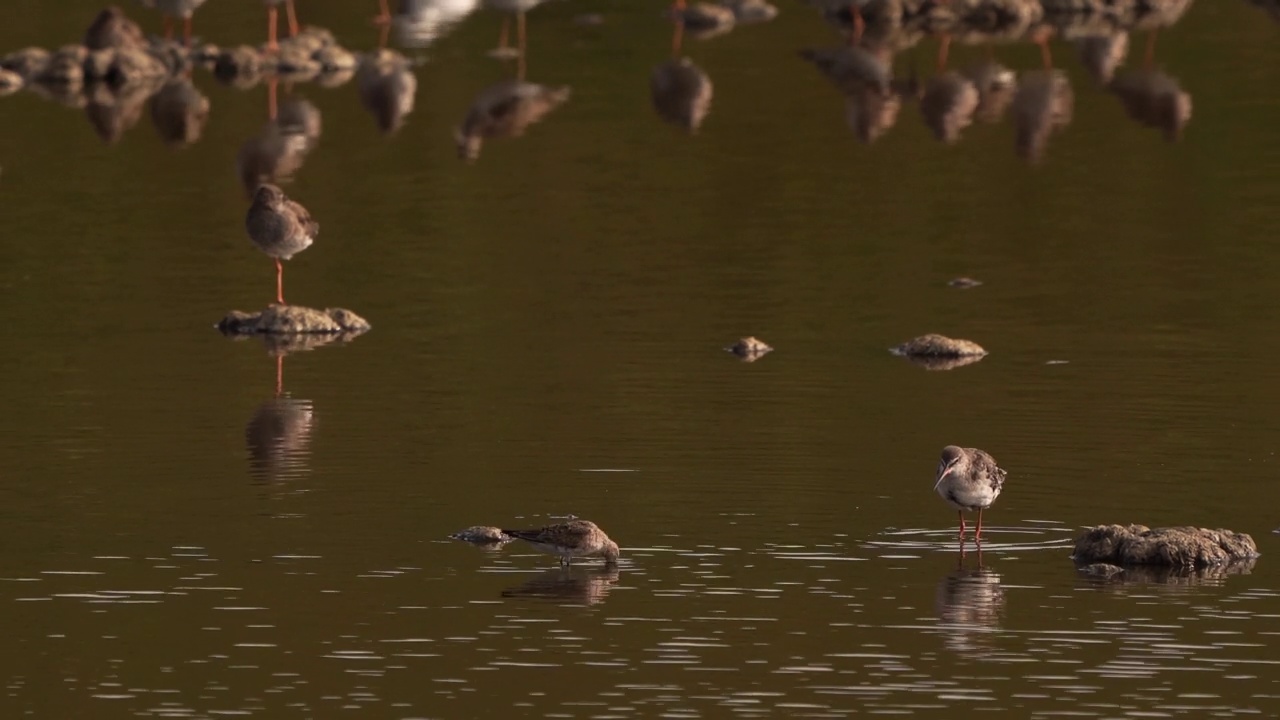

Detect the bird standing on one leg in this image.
[245,184,318,305]
[934,445,1006,543]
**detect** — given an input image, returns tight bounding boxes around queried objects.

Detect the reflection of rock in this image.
[920,71,978,143]
[961,62,1015,123]
[2,48,52,81]
[1076,33,1127,85]
[39,45,88,86]
[149,77,210,147]
[500,567,621,605]
[214,46,265,87]
[357,50,418,135]
[451,526,513,544]
[1077,558,1258,586]
[246,397,316,484]
[935,564,1004,656]
[651,58,713,133]
[1012,69,1073,163]
[1072,525,1260,568]
[892,334,987,358]
[1108,69,1191,142]
[900,355,988,371]
[86,77,165,144]
[454,81,571,161]
[218,305,372,336]
[725,336,773,361]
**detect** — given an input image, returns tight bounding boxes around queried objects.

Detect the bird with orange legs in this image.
[138,0,209,47]
[245,184,317,306]
[263,0,301,53]
[934,446,1007,544]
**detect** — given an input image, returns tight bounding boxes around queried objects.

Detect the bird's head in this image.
[935,445,966,487]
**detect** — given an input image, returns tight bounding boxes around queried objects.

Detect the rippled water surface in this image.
[3,0,1280,717]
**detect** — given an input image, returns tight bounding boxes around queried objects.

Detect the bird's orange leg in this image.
[937,34,951,71]
[497,16,509,51]
[163,14,175,40]
[266,6,279,52]
[975,509,985,543]
[276,258,285,305]
[1143,29,1157,69]
[958,511,966,540]
[183,16,193,47]
[286,0,300,37]
[850,4,864,45]
[375,0,392,24]
[275,355,284,398]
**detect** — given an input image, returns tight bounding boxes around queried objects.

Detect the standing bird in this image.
[245,184,317,305]
[138,0,209,47]
[934,446,1006,542]
[263,0,301,53]
[502,520,620,567]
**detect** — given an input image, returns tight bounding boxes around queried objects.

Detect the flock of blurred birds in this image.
[2,0,1275,177]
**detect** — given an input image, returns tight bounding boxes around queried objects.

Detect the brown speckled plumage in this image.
[934,445,1006,542]
[502,520,620,567]
[245,183,318,305]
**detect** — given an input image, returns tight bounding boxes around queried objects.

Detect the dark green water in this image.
[3,0,1280,717]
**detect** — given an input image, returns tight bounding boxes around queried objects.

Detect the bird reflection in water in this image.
[454,19,570,162]
[800,41,915,145]
[501,567,621,606]
[934,544,1005,658]
[1107,29,1191,142]
[1012,27,1073,164]
[651,12,714,133]
[357,49,417,134]
[86,76,168,144]
[236,98,321,198]
[244,335,317,491]
[149,75,210,147]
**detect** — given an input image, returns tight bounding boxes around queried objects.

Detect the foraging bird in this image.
[934,446,1006,542]
[245,184,318,305]
[502,520,620,567]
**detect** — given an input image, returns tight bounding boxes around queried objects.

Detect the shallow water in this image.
[3,0,1280,717]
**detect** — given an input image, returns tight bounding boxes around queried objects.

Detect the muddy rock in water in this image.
[1072,524,1260,568]
[218,305,371,335]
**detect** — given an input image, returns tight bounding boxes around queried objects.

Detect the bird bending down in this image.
[502,520,620,567]
[934,445,1006,542]
[245,184,318,305]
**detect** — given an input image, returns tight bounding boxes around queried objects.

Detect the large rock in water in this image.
[218,304,371,335]
[1073,524,1260,568]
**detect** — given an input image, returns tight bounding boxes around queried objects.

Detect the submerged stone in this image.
[948,277,983,289]
[217,304,371,336]
[1072,524,1260,568]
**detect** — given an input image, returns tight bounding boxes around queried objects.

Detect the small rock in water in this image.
[217,304,371,336]
[0,68,23,94]
[725,336,773,361]
[948,277,983,289]
[574,13,605,26]
[1072,524,1260,568]
[891,334,987,358]
[1045,359,1070,365]
[450,526,512,544]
